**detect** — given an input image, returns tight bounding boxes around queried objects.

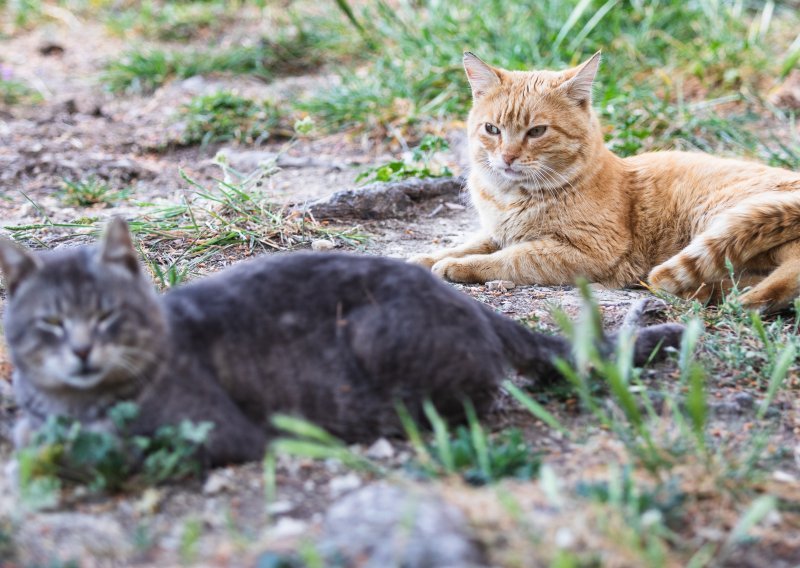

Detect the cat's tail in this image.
[650,190,800,292]
[484,302,684,382]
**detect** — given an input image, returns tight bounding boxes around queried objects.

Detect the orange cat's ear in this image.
[463,52,501,99]
[559,51,601,104]
[100,217,140,276]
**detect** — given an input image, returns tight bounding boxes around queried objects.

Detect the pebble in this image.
[268,517,307,539]
[319,482,485,567]
[486,280,516,292]
[732,392,755,409]
[329,472,362,498]
[366,438,395,460]
[266,500,295,515]
[311,239,336,251]
[203,469,235,495]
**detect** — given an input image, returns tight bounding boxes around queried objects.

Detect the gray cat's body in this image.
[1,220,682,465]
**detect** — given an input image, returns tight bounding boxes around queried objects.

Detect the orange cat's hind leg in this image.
[740,242,800,313]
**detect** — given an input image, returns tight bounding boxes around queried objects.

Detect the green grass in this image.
[103,13,355,93]
[0,77,42,105]
[105,1,231,41]
[179,91,288,146]
[59,177,130,207]
[309,0,799,160]
[5,165,367,280]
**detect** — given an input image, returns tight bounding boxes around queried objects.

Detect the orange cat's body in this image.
[410,52,800,311]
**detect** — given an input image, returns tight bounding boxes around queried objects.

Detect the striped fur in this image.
[409,53,800,312]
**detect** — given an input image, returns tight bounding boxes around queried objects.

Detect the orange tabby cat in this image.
[409,51,800,312]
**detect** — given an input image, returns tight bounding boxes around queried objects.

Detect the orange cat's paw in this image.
[407,253,438,270]
[648,263,688,295]
[432,258,483,283]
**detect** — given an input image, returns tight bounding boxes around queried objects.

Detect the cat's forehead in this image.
[12,247,117,309]
[474,69,568,123]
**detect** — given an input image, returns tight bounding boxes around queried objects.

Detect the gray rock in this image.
[17,512,132,565]
[320,482,486,568]
[366,437,395,460]
[732,392,755,409]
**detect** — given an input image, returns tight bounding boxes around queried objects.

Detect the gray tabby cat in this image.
[0,219,682,465]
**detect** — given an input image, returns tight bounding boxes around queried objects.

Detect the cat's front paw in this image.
[648,263,685,295]
[432,258,483,283]
[407,253,439,270]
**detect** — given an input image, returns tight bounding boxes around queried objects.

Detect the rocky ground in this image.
[1,6,800,568]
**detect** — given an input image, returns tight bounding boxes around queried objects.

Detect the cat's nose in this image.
[71,344,92,361]
[502,153,518,166]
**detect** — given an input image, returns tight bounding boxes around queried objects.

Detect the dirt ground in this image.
[1,13,799,568]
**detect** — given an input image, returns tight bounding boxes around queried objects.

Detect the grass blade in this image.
[504,381,569,437]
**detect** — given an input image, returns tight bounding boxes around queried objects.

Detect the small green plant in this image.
[179,91,286,146]
[106,1,229,41]
[576,465,686,529]
[356,134,453,183]
[16,402,213,509]
[398,401,541,485]
[179,518,203,565]
[0,77,41,105]
[60,177,130,207]
[103,19,349,94]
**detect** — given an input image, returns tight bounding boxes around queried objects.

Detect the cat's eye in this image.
[527,125,548,138]
[484,123,500,135]
[42,316,63,327]
[98,309,115,323]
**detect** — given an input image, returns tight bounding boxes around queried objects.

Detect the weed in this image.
[16,402,212,509]
[5,166,367,278]
[0,77,41,105]
[398,401,542,485]
[179,518,203,565]
[103,16,352,93]
[356,134,452,184]
[179,91,287,146]
[576,465,686,529]
[59,177,130,207]
[106,1,230,41]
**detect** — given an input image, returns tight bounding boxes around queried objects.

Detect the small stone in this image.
[266,500,295,515]
[486,280,516,292]
[443,201,466,210]
[329,472,362,498]
[732,392,755,409]
[311,239,336,251]
[203,469,234,495]
[773,470,797,483]
[366,438,395,460]
[268,517,307,539]
[134,487,162,515]
[320,482,485,567]
[555,527,575,548]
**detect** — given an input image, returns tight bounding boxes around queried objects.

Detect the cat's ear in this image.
[100,217,139,275]
[0,238,41,296]
[560,51,601,104]
[463,52,501,99]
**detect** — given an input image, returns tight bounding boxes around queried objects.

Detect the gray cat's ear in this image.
[560,51,601,104]
[0,238,41,296]
[100,217,139,275]
[463,52,501,99]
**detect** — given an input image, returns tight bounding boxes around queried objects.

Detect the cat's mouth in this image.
[61,368,106,389]
[498,166,526,180]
